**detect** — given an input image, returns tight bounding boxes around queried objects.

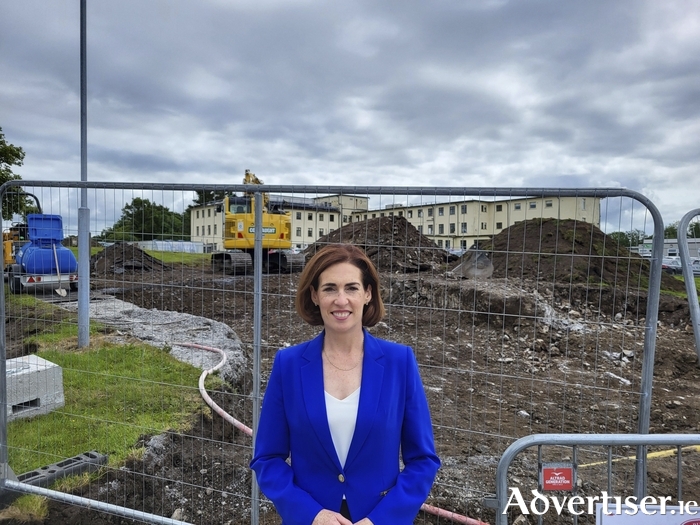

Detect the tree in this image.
[664,221,679,239]
[608,229,646,248]
[1,126,31,220]
[689,220,700,239]
[101,198,186,242]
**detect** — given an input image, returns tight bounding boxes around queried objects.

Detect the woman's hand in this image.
[312,509,353,525]
[354,519,374,525]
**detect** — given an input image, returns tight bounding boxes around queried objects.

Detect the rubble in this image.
[453,249,494,279]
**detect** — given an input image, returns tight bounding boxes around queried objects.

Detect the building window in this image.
[214,224,217,235]
[461,222,467,233]
[307,228,313,237]
[208,209,211,217]
[343,215,348,223]
[496,204,503,212]
[418,225,423,233]
[308,213,313,221]
[418,210,423,217]
[529,202,537,209]
[408,210,413,218]
[514,203,521,210]
[208,225,211,235]
[545,200,553,208]
[461,204,467,213]
[496,222,503,229]
[330,215,335,222]
[398,211,403,217]
[438,207,444,216]
[319,213,324,221]
[319,228,324,236]
[582,198,587,210]
[196,226,199,236]
[480,222,487,230]
[445,240,450,249]
[428,225,434,235]
[389,212,393,217]
[481,204,487,213]
[428,208,433,217]
[196,210,200,219]
[460,240,467,250]
[450,223,455,234]
[449,205,455,215]
[437,240,443,248]
[296,227,302,237]
[296,212,301,220]
[372,213,377,218]
[438,224,444,234]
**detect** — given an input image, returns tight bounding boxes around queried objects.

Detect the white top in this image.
[324,387,361,468]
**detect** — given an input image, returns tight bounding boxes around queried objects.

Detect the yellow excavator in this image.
[210,170,305,273]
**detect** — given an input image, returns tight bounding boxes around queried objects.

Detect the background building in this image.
[190,194,599,253]
[352,196,599,251]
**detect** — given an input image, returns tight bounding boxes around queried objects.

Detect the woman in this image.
[251,244,440,525]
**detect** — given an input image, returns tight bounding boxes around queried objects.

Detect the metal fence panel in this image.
[0,181,683,524]
[677,208,700,361]
[494,433,700,525]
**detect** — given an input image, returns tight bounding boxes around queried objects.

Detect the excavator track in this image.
[211,251,253,274]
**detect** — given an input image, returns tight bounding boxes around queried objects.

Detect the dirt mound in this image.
[307,216,449,272]
[479,218,686,292]
[90,242,171,277]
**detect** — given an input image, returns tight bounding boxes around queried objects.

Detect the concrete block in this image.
[6,355,65,422]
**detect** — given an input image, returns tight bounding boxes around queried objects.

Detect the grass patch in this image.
[143,250,210,267]
[8,341,204,475]
[0,495,48,523]
[69,247,208,267]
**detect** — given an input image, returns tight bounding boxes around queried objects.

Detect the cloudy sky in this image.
[1,0,699,226]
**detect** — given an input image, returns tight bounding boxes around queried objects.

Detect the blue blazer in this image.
[250,330,440,525]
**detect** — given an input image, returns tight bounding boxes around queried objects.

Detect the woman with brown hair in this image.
[251,243,439,525]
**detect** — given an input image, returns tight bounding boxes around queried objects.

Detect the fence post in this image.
[250,191,263,525]
[677,208,700,361]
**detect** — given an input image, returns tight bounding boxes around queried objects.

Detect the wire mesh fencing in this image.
[1,181,693,525]
[677,208,700,361]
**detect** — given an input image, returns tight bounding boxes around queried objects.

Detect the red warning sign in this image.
[542,465,574,491]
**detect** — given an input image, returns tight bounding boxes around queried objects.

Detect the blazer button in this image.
[338,474,345,483]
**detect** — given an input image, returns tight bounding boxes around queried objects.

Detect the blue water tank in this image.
[16,214,78,275]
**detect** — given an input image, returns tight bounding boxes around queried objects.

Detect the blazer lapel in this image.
[345,330,384,467]
[300,332,343,471]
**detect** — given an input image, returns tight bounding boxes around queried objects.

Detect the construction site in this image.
[4,206,699,525]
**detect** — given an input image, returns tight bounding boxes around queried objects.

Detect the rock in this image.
[454,249,494,280]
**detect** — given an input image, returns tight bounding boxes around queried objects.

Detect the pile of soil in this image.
[308,215,449,272]
[479,218,686,293]
[90,242,171,276]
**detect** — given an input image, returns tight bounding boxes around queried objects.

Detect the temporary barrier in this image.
[493,433,700,525]
[1,180,686,525]
[677,208,700,361]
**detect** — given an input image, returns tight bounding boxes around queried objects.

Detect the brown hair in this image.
[296,244,385,327]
